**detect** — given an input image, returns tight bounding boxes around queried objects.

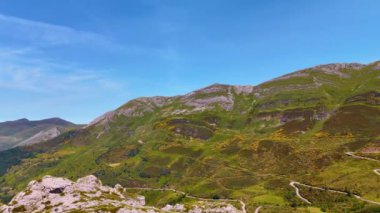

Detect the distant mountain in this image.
[0,118,78,151]
[1,61,380,212]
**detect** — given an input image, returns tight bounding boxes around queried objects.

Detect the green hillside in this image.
[1,62,380,212]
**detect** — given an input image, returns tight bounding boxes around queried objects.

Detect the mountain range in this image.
[0,118,78,151]
[1,61,380,212]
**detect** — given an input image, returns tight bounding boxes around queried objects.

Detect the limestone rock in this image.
[0,175,147,213]
[0,175,243,213]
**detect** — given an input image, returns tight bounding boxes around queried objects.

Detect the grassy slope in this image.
[1,62,380,212]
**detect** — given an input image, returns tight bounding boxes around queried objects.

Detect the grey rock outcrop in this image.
[0,175,243,213]
[0,175,149,213]
[311,63,365,78]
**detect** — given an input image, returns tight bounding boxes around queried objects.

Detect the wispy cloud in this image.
[0,13,115,48]
[0,65,122,94]
[0,47,122,94]
[0,13,123,94]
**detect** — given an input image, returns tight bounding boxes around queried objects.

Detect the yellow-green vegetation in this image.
[1,62,380,212]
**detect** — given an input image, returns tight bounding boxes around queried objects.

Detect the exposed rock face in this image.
[181,84,234,111]
[16,127,61,147]
[188,204,239,213]
[232,85,255,95]
[0,176,242,213]
[88,84,254,127]
[88,96,176,127]
[161,202,241,213]
[311,63,365,78]
[267,63,366,84]
[0,175,147,213]
[345,91,380,105]
[167,119,215,140]
[270,71,310,81]
[87,110,117,127]
[162,204,186,212]
[374,63,380,71]
[86,61,377,129]
[118,97,175,118]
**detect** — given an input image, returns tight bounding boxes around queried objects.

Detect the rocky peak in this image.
[14,118,29,123]
[266,71,310,82]
[88,84,257,127]
[186,83,231,95]
[369,61,380,70]
[133,96,175,107]
[87,110,117,127]
[87,96,175,127]
[187,83,256,95]
[0,119,29,127]
[41,118,75,126]
[0,118,74,131]
[311,62,365,77]
[263,62,370,85]
[117,96,175,117]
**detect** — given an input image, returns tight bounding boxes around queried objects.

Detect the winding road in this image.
[289,181,311,204]
[124,187,247,213]
[290,151,380,206]
[254,206,262,213]
[346,152,380,176]
[374,169,380,176]
[123,151,380,211]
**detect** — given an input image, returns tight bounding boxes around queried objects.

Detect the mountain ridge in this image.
[89,61,380,128]
[0,117,78,151]
[1,60,380,212]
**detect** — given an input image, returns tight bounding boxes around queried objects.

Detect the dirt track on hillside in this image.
[290,152,380,206]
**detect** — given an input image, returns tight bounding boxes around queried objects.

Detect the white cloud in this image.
[0,47,122,94]
[0,13,115,48]
[0,13,123,96]
[0,47,35,57]
[0,14,136,123]
[0,65,121,94]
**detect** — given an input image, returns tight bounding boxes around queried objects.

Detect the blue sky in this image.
[0,0,380,124]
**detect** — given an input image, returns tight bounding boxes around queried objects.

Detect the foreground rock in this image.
[0,175,241,213]
[0,175,150,213]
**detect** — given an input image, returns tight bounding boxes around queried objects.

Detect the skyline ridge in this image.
[2,59,380,124]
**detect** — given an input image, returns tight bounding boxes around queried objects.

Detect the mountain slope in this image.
[0,118,78,151]
[1,61,380,212]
